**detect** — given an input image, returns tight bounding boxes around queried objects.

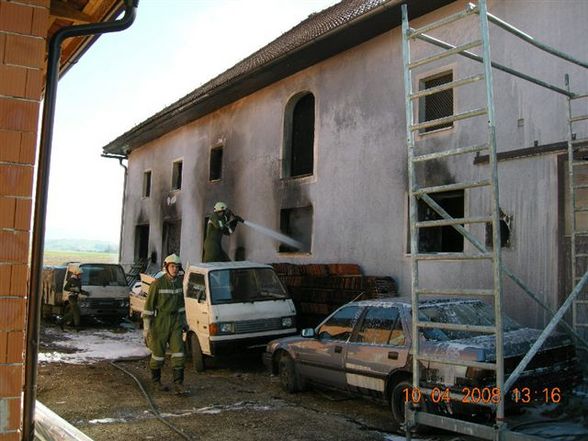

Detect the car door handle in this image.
[388,351,399,360]
[334,346,342,354]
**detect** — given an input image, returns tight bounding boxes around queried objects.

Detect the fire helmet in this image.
[214,201,227,212]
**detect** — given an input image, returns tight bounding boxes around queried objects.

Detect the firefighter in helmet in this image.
[59,265,87,330]
[142,254,188,394]
[202,201,244,262]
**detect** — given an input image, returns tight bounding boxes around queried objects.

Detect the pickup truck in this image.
[42,262,130,320]
[130,261,298,370]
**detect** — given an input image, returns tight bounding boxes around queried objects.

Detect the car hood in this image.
[425,328,573,362]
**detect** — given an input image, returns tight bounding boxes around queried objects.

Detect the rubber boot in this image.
[173,369,189,395]
[151,368,169,392]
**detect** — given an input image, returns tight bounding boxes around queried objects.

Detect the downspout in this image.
[23,2,139,440]
[101,153,128,263]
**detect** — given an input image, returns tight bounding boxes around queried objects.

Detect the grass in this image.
[43,250,118,266]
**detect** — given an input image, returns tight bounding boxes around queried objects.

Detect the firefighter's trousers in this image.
[148,312,185,370]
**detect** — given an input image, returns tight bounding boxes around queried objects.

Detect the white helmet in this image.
[163,254,181,266]
[214,201,227,212]
[71,265,83,275]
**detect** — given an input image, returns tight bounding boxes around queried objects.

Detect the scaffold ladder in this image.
[401,0,506,437]
[567,79,588,337]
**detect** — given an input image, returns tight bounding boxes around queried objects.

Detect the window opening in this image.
[162,221,181,257]
[143,171,151,197]
[279,206,312,253]
[419,72,453,133]
[209,146,223,181]
[135,224,149,261]
[417,190,464,252]
[172,160,183,190]
[485,210,512,248]
[284,93,315,177]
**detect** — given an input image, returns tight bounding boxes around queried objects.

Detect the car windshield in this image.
[80,264,127,287]
[208,268,289,305]
[418,301,521,341]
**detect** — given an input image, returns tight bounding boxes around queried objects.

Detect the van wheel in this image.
[278,353,299,393]
[190,333,205,372]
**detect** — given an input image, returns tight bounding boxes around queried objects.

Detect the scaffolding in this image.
[401,1,588,440]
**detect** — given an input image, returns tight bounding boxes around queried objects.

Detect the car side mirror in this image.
[301,328,315,338]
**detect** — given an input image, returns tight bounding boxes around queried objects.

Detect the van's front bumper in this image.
[210,330,297,356]
[78,298,129,318]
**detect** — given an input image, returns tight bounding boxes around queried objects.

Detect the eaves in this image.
[102,0,456,156]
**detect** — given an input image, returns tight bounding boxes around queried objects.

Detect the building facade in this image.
[104,0,588,329]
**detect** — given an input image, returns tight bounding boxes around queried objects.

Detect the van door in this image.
[184,271,211,354]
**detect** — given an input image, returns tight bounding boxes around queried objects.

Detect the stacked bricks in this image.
[271,263,397,329]
[0,0,49,439]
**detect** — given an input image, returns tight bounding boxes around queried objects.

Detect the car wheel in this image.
[278,352,299,393]
[391,380,412,425]
[190,333,205,372]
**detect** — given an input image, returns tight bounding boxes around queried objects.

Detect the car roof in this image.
[351,296,483,308]
[187,261,273,274]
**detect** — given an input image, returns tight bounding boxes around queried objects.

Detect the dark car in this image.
[263,297,582,424]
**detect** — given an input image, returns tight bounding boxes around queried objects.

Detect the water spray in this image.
[241,220,303,250]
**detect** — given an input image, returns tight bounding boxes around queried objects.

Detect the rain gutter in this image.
[101,153,128,263]
[23,2,139,440]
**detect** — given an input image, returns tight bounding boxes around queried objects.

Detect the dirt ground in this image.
[37,323,403,441]
[36,323,588,441]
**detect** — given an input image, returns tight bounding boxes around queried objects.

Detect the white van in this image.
[183,261,297,371]
[42,262,130,320]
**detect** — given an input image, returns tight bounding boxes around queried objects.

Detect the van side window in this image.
[187,273,206,302]
[318,306,361,342]
[355,307,405,346]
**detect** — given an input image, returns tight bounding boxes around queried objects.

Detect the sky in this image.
[45,0,340,243]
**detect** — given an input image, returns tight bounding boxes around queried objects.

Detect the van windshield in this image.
[80,264,127,287]
[208,268,289,305]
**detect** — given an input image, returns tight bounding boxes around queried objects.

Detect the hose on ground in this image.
[109,359,195,441]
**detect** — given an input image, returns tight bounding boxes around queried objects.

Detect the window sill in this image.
[281,174,315,184]
[417,125,453,137]
[209,179,222,183]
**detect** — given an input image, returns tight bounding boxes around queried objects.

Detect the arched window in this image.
[284,92,315,177]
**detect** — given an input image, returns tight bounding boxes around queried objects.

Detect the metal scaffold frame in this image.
[401,1,588,440]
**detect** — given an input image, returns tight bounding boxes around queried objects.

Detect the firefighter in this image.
[202,201,244,262]
[142,254,189,394]
[59,266,86,330]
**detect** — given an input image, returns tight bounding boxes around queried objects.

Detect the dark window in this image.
[355,307,405,346]
[162,221,181,257]
[279,206,312,253]
[143,171,151,197]
[284,93,315,177]
[209,146,223,181]
[172,160,183,190]
[420,72,453,133]
[135,224,149,261]
[485,214,511,249]
[318,306,362,342]
[186,273,206,301]
[417,191,464,252]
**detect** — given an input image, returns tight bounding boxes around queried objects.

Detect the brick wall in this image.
[0,0,48,439]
